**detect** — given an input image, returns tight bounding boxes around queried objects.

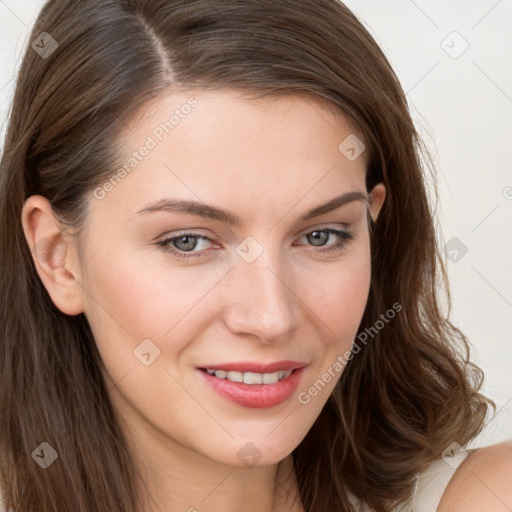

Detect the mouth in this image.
[198,367,294,385]
[197,360,306,385]
[196,361,307,408]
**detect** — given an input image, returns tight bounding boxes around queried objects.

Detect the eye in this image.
[156,233,213,259]
[295,228,354,255]
[156,227,354,260]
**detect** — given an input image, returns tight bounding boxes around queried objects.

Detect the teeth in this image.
[207,369,293,384]
[262,372,279,384]
[226,371,243,383]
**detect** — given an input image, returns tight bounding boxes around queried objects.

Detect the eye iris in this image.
[307,230,329,247]
[175,235,198,251]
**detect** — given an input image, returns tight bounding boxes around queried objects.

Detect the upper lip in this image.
[199,360,306,373]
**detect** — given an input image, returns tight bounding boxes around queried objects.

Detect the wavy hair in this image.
[0,0,493,510]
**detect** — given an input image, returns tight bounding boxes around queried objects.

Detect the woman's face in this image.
[75,90,385,467]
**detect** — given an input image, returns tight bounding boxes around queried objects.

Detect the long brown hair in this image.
[0,1,493,510]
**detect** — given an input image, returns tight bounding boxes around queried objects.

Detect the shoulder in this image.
[438,440,512,511]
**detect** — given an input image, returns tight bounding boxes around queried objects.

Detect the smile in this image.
[197,364,306,408]
[203,369,293,384]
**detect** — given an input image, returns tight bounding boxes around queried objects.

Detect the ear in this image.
[368,183,386,223]
[21,195,85,316]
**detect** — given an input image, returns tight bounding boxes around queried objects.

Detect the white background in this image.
[1,0,511,447]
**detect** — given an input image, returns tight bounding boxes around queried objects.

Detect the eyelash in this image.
[156,227,355,260]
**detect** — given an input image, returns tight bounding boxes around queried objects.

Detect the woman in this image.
[1,0,511,511]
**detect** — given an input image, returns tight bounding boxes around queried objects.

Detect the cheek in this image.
[297,240,372,338]
[294,249,371,410]
[80,243,227,367]
[314,262,369,321]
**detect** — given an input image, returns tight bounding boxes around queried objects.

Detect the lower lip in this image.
[197,367,305,408]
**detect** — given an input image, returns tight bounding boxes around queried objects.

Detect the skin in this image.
[438,441,512,511]
[20,91,512,511]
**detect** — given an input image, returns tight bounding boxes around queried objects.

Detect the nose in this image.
[222,246,299,343]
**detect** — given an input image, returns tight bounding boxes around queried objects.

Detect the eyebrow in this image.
[137,190,369,225]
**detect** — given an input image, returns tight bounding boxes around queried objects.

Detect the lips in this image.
[196,361,307,408]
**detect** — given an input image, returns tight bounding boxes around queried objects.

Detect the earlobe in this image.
[21,195,85,316]
[368,183,386,223]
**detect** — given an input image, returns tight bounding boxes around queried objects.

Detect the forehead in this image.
[124,88,365,161]
[93,89,368,221]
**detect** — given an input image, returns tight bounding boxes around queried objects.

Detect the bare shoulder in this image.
[438,440,512,511]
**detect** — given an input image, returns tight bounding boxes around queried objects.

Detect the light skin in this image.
[438,440,512,511]
[21,91,512,511]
